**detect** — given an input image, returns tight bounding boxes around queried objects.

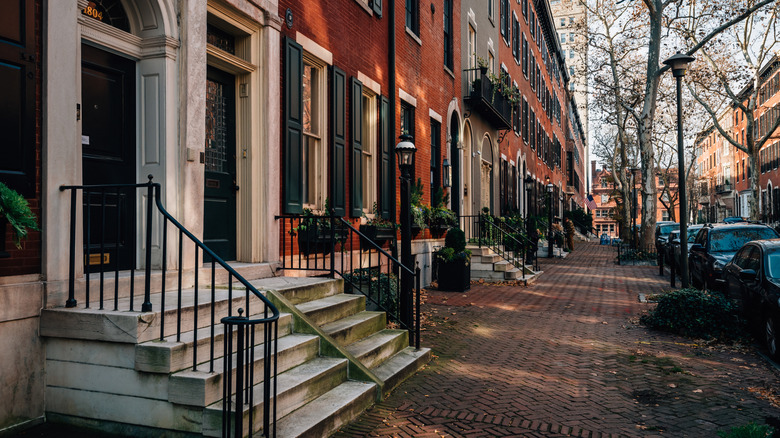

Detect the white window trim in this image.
[358,71,381,95]
[296,32,333,65]
[399,88,417,107]
[362,90,378,214]
[301,52,329,210]
[429,108,442,123]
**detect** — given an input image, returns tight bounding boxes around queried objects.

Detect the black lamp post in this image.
[663,51,695,288]
[546,177,554,258]
[524,175,534,219]
[395,134,416,330]
[442,158,451,188]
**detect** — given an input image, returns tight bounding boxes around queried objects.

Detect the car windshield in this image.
[687,229,701,243]
[709,228,778,252]
[767,250,780,279]
[659,224,679,236]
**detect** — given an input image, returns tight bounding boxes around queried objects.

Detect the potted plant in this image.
[0,182,39,258]
[428,187,457,238]
[410,178,427,237]
[292,201,345,256]
[434,227,471,292]
[360,203,397,250]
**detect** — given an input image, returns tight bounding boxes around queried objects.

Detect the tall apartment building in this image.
[550,0,589,184]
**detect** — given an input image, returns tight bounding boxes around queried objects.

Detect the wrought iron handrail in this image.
[458,214,537,277]
[276,215,421,349]
[61,177,279,437]
[489,217,540,273]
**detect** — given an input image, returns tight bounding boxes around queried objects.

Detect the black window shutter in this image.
[331,66,347,217]
[372,0,383,17]
[0,0,36,197]
[380,96,392,219]
[283,37,304,214]
[350,77,364,217]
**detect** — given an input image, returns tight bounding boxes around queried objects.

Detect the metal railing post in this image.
[66,189,77,308]
[142,176,154,312]
[415,265,421,350]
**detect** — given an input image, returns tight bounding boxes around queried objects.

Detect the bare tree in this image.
[683,1,780,220]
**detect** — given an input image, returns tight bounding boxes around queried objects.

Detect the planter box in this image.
[0,218,8,258]
[429,224,450,239]
[359,224,396,250]
[411,222,423,238]
[437,257,471,292]
[297,224,345,256]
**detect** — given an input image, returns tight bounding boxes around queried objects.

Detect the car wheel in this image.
[689,263,701,288]
[767,315,779,360]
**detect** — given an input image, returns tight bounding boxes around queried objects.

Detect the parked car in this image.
[667,224,703,269]
[655,221,679,255]
[671,224,703,269]
[723,216,747,224]
[722,239,780,359]
[689,223,780,290]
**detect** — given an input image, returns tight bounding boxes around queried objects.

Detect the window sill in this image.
[405,27,422,46]
[444,65,455,79]
[353,0,374,16]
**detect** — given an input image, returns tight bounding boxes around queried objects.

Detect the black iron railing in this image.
[61,177,279,437]
[458,214,539,276]
[276,215,421,348]
[615,243,658,265]
[465,70,512,130]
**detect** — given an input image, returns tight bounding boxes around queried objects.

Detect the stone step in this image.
[248,277,342,306]
[321,311,386,346]
[41,288,271,344]
[135,312,294,374]
[503,268,521,280]
[372,346,431,396]
[471,262,499,271]
[202,357,354,437]
[202,358,352,437]
[478,254,500,263]
[465,245,490,256]
[345,329,409,370]
[494,261,510,272]
[168,333,319,407]
[296,293,366,327]
[274,380,377,438]
[470,270,508,281]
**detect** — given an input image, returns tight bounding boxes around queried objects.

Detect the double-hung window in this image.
[522,33,528,77]
[361,90,377,213]
[406,0,419,35]
[430,119,441,195]
[443,0,453,70]
[302,58,327,209]
[512,15,519,62]
[500,0,509,42]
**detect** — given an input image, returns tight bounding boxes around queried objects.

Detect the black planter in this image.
[430,224,450,239]
[411,222,422,238]
[297,224,345,256]
[0,218,9,258]
[437,257,471,292]
[359,224,396,250]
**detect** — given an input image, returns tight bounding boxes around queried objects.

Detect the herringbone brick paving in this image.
[334,242,780,437]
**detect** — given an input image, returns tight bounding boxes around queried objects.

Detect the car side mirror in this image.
[689,243,704,252]
[739,269,757,280]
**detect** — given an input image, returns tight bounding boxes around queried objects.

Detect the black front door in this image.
[81,43,136,271]
[203,67,237,261]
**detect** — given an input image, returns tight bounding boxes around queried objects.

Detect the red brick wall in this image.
[0,0,42,277]
[394,0,461,208]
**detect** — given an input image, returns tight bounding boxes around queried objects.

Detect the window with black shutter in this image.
[283,37,304,213]
[431,119,441,195]
[380,96,393,219]
[350,77,364,217]
[331,67,347,216]
[444,0,453,70]
[406,0,419,35]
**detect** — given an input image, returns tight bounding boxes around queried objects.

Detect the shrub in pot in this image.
[435,227,471,292]
[292,206,345,256]
[0,182,39,257]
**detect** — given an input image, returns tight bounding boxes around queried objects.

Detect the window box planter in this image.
[436,257,471,292]
[411,222,423,238]
[297,224,346,256]
[359,224,396,250]
[429,224,450,239]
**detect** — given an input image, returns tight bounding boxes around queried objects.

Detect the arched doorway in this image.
[480,136,493,214]
[462,122,473,216]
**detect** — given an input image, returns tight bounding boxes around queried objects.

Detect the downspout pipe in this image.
[390,0,397,223]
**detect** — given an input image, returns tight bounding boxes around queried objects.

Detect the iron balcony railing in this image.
[465,70,512,130]
[60,176,279,437]
[716,183,732,193]
[276,215,421,348]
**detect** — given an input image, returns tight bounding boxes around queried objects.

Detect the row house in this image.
[590,163,679,238]
[0,0,584,433]
[459,0,586,225]
[697,55,780,224]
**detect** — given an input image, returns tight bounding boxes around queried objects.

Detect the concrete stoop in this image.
[40,270,430,438]
[467,245,541,285]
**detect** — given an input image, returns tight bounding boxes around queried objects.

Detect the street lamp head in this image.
[524,175,534,192]
[663,51,696,78]
[395,134,416,170]
[546,183,554,193]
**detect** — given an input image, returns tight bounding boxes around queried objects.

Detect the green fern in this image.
[0,183,39,249]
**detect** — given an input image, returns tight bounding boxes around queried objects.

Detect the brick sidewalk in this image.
[334,242,780,437]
